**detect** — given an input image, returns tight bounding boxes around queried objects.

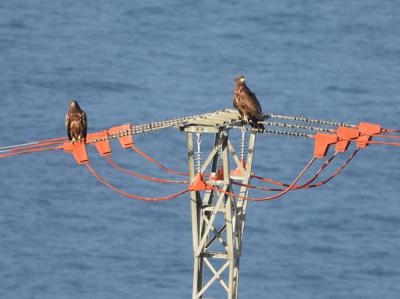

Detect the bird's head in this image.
[69,99,80,109]
[235,75,246,84]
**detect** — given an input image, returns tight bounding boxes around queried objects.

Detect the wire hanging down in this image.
[130,144,188,176]
[0,145,63,159]
[245,149,359,191]
[85,162,189,201]
[105,156,188,184]
[214,157,317,201]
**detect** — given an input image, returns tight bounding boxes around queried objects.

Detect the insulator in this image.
[262,129,312,138]
[196,133,202,173]
[266,113,353,128]
[240,127,246,161]
[262,121,331,132]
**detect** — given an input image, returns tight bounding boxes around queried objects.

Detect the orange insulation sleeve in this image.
[251,152,338,188]
[105,156,189,184]
[214,157,317,201]
[302,148,359,189]
[1,137,67,153]
[237,149,358,192]
[382,128,400,133]
[0,145,63,159]
[375,134,400,140]
[250,175,288,187]
[361,140,400,146]
[130,144,188,176]
[84,162,189,201]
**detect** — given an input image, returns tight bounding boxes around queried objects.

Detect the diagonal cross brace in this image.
[197,260,230,298]
[195,186,228,257]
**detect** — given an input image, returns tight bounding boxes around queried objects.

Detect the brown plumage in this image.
[233,75,264,130]
[65,100,87,142]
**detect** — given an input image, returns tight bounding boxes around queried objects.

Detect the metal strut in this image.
[186,125,256,299]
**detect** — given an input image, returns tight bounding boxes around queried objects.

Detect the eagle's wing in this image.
[65,112,72,140]
[233,92,239,109]
[240,99,259,120]
[244,86,262,113]
[233,88,239,109]
[240,94,262,120]
[234,96,245,118]
[82,111,87,138]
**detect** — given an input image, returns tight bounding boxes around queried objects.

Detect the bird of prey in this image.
[65,100,87,142]
[233,75,265,131]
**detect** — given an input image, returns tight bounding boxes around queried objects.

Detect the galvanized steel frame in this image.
[186,126,257,299]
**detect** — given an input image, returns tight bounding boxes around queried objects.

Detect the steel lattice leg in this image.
[187,129,256,299]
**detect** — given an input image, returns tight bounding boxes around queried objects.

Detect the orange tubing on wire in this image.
[294,151,338,187]
[231,182,284,192]
[34,136,67,143]
[84,162,189,201]
[213,157,317,201]
[130,144,188,176]
[302,148,359,189]
[251,152,338,187]
[7,140,66,153]
[250,175,287,187]
[375,134,400,140]
[105,156,189,184]
[382,128,400,133]
[338,136,400,146]
[33,136,68,144]
[0,137,67,153]
[0,145,63,159]
[235,149,358,192]
[362,140,400,146]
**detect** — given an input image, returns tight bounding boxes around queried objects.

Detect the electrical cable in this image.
[212,157,316,201]
[240,149,358,191]
[130,144,188,176]
[105,155,189,184]
[84,162,189,201]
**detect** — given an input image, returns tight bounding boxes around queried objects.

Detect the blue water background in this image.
[1,1,400,298]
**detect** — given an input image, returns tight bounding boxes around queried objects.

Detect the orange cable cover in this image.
[105,156,189,184]
[0,145,62,159]
[240,149,358,191]
[84,162,189,201]
[130,144,188,176]
[213,157,316,201]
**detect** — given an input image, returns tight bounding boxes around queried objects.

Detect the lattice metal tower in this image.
[181,110,256,299]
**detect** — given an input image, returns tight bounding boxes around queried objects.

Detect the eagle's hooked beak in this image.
[240,76,246,83]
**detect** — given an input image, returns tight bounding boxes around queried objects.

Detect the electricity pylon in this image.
[183,112,256,299]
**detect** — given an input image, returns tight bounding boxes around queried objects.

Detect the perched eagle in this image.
[65,100,87,142]
[233,75,264,130]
